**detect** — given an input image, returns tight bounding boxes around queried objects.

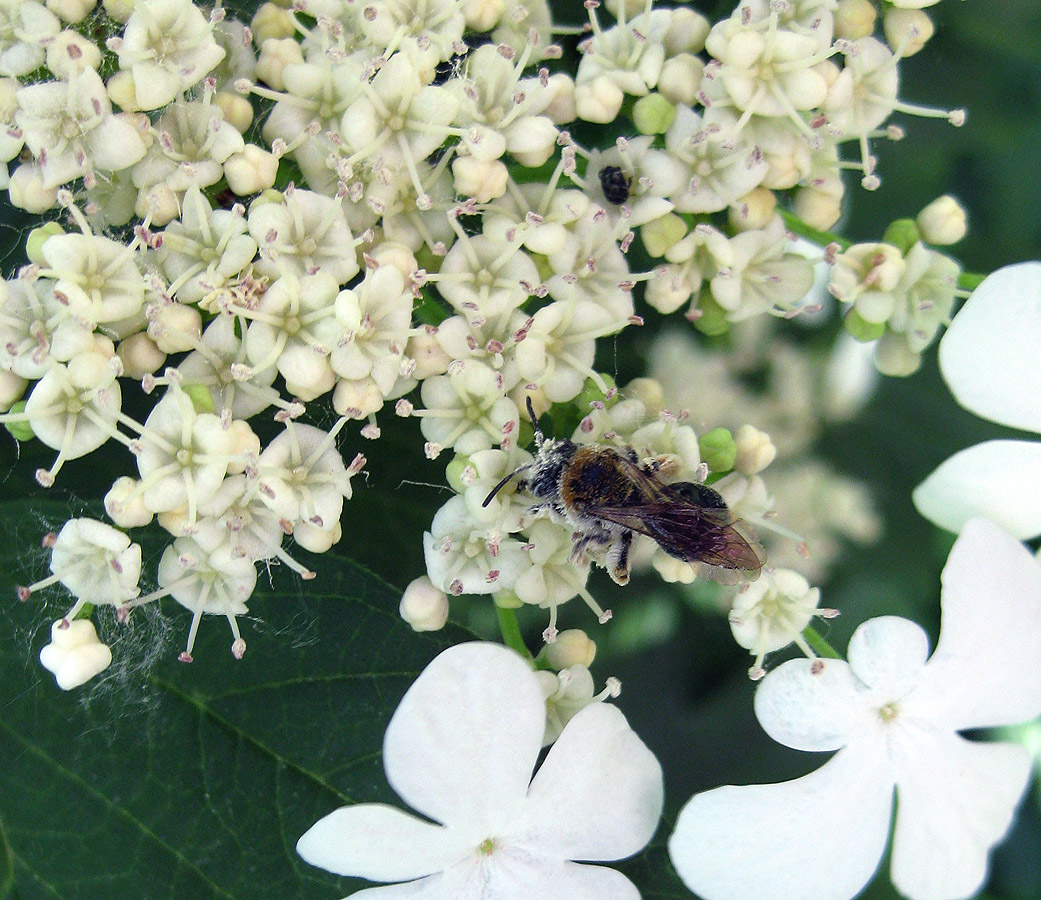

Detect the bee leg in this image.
[569,528,609,567]
[606,530,632,585]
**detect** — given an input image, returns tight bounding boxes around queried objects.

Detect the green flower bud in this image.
[4,402,34,442]
[641,213,688,258]
[882,219,920,255]
[844,308,886,342]
[182,383,216,415]
[445,453,474,494]
[699,427,737,473]
[26,223,65,265]
[576,375,618,411]
[633,93,677,135]
[693,292,730,336]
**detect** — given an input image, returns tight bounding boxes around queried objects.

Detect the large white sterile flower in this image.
[669,518,1041,900]
[914,262,1041,539]
[297,641,664,900]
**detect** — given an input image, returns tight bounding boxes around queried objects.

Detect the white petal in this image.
[296,804,461,881]
[847,616,929,697]
[909,518,1041,730]
[383,643,545,828]
[525,703,663,862]
[753,657,870,751]
[912,440,1041,539]
[890,730,1032,900]
[939,262,1041,433]
[668,743,894,900]
[518,861,641,900]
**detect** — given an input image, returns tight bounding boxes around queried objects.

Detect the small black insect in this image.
[484,399,765,586]
[598,165,632,205]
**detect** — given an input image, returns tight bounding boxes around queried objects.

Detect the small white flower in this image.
[297,642,663,900]
[728,567,824,679]
[914,262,1041,539]
[39,618,112,690]
[247,188,359,284]
[131,99,244,195]
[536,662,621,746]
[669,518,1041,900]
[115,0,226,111]
[15,69,147,191]
[19,517,141,617]
[0,0,60,77]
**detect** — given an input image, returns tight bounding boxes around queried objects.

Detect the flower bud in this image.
[665,7,710,54]
[452,156,508,203]
[226,420,261,473]
[544,629,596,669]
[102,0,132,21]
[633,93,676,135]
[26,222,65,265]
[215,91,254,134]
[793,184,842,231]
[729,187,777,232]
[256,38,304,91]
[46,0,95,23]
[462,0,504,32]
[541,73,576,125]
[8,164,58,213]
[623,377,664,417]
[117,332,167,379]
[505,116,558,167]
[0,370,26,412]
[39,619,112,690]
[106,70,141,112]
[883,7,934,56]
[882,218,921,254]
[405,333,451,379]
[399,576,450,632]
[135,182,180,226]
[657,55,704,107]
[574,76,624,125]
[368,242,417,279]
[251,2,296,42]
[733,425,776,476]
[333,377,384,418]
[148,303,202,354]
[834,0,877,40]
[641,213,688,258]
[916,195,967,246]
[645,264,693,314]
[294,520,342,553]
[698,427,737,473]
[873,331,922,376]
[225,144,279,196]
[105,476,154,528]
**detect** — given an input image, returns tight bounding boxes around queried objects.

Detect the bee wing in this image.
[576,461,764,578]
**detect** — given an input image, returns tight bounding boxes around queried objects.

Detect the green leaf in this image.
[0,814,13,897]
[0,499,471,900]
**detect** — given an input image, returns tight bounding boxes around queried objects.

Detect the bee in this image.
[484,398,765,586]
[597,165,632,205]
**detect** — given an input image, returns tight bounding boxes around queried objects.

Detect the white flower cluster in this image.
[0,0,951,701]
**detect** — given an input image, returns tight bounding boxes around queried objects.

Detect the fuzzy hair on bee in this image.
[483,398,765,586]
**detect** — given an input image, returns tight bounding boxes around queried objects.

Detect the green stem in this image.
[496,605,535,664]
[777,209,987,293]
[802,625,842,660]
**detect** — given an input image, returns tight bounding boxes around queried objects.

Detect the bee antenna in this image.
[526,396,544,447]
[482,465,531,508]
